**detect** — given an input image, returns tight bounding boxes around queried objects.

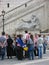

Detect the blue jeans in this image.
[1,47,5,60]
[28,50,34,60]
[28,44,34,60]
[38,46,43,58]
[43,43,47,54]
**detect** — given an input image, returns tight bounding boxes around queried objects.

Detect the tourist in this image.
[37,34,43,59]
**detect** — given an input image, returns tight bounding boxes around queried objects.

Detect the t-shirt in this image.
[24,33,30,40]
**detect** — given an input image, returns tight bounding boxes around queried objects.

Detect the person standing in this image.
[37,34,43,59]
[34,33,38,56]
[0,32,6,60]
[27,34,34,60]
[7,35,13,59]
[16,34,23,60]
[43,35,47,54]
[23,31,30,58]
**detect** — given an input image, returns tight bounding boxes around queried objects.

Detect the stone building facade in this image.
[0,0,49,35]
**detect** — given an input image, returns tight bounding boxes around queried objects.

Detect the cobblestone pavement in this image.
[0,50,49,65]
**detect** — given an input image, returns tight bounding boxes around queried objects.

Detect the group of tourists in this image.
[0,31,48,60]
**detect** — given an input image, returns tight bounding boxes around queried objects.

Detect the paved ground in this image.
[0,50,49,65]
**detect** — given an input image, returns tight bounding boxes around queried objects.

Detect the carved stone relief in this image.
[16,15,40,31]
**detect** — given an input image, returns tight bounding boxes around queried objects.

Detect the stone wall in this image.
[0,0,49,35]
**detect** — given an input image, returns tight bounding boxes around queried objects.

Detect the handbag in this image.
[23,45,28,51]
[23,47,28,51]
